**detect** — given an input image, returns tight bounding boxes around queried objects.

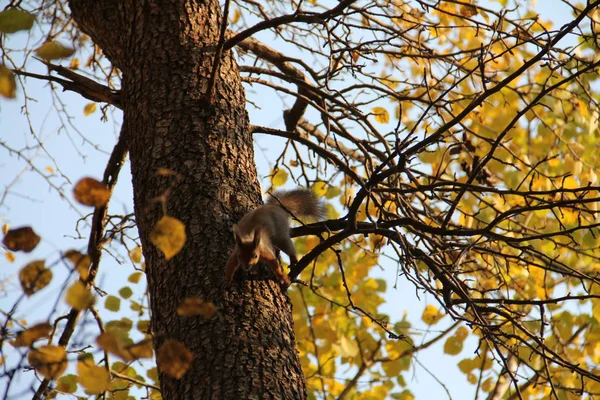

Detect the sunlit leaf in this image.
[77,358,109,394]
[157,339,192,379]
[96,331,153,362]
[150,216,187,260]
[177,297,217,318]
[35,42,75,60]
[73,177,110,207]
[271,169,288,187]
[83,102,97,116]
[19,260,52,296]
[12,322,52,347]
[231,9,241,24]
[129,246,143,264]
[28,345,67,380]
[372,107,390,124]
[5,252,15,263]
[339,336,359,357]
[0,8,35,34]
[3,226,41,252]
[65,281,95,310]
[421,305,444,325]
[0,64,16,99]
[69,58,79,70]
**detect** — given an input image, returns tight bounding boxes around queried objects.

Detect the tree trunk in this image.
[67,0,307,398]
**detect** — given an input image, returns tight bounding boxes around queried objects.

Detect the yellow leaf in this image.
[339,336,359,357]
[5,252,15,263]
[0,64,16,99]
[312,182,328,197]
[372,107,390,124]
[35,42,75,60]
[2,223,8,234]
[73,177,110,207]
[45,166,54,174]
[28,345,67,380]
[421,304,445,325]
[64,250,91,281]
[104,295,120,312]
[69,58,79,70]
[177,297,217,318]
[157,339,193,379]
[443,335,463,355]
[0,9,35,33]
[12,322,52,347]
[19,260,52,296]
[271,169,288,187]
[77,359,109,394]
[231,9,241,24]
[65,281,95,310]
[96,331,153,362]
[150,216,187,260]
[129,246,142,263]
[3,226,41,252]
[83,102,96,116]
[56,374,78,394]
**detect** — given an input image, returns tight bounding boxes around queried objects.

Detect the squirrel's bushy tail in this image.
[267,189,325,220]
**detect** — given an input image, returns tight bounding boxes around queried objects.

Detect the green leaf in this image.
[0,9,35,34]
[105,295,121,312]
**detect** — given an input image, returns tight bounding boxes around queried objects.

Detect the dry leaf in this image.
[28,345,67,380]
[150,216,186,260]
[69,58,79,70]
[3,226,41,252]
[459,5,478,17]
[73,177,110,207]
[177,297,217,318]
[12,322,52,347]
[64,250,91,281]
[35,42,75,60]
[65,281,94,310]
[19,260,52,296]
[157,339,192,379]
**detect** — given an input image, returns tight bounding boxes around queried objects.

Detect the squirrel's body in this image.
[226,189,324,286]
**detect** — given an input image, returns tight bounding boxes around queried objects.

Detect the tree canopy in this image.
[2,0,600,399]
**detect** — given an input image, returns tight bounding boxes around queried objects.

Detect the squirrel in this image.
[225,188,325,287]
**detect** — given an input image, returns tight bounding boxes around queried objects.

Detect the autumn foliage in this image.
[3,0,600,399]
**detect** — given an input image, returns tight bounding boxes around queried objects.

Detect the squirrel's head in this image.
[233,225,262,270]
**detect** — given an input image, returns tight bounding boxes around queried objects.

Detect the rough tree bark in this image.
[67,0,307,398]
